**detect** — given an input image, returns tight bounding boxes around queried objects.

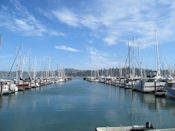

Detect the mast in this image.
[33,56,37,79]
[20,42,23,79]
[28,48,31,78]
[128,42,131,78]
[132,36,135,78]
[139,43,143,79]
[155,31,161,78]
[57,65,59,77]
[97,69,99,78]
[63,68,65,78]
[16,46,18,82]
[110,68,112,77]
[101,69,103,76]
[47,57,50,78]
[118,56,122,78]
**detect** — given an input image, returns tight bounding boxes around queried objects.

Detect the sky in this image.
[0,0,175,71]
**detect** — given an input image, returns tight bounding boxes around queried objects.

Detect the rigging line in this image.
[8,44,22,76]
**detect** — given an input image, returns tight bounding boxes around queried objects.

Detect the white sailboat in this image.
[125,38,140,89]
[124,42,133,89]
[134,31,166,93]
[25,49,32,89]
[31,57,39,88]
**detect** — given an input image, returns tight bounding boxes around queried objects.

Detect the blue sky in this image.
[0,0,175,71]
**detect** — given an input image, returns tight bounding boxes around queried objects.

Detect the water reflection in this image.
[0,79,175,131]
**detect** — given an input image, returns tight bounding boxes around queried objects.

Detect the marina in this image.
[1,0,175,130]
[1,78,175,131]
[83,31,175,99]
[0,31,175,130]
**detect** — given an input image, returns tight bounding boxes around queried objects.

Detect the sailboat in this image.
[25,49,32,89]
[30,57,39,88]
[134,31,166,93]
[124,42,133,89]
[125,38,140,89]
[16,42,29,90]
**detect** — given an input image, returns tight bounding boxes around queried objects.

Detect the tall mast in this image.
[20,42,23,79]
[139,43,143,79]
[118,56,122,78]
[97,69,99,78]
[132,36,135,78]
[22,56,25,79]
[63,68,65,78]
[57,65,59,77]
[101,69,103,76]
[28,48,31,78]
[155,31,161,77]
[91,68,92,77]
[128,42,131,78]
[110,68,112,77]
[47,57,50,78]
[33,56,37,79]
[16,46,18,81]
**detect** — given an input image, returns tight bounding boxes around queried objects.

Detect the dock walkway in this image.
[96,127,175,131]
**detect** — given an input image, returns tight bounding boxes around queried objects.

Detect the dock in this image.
[96,126,175,131]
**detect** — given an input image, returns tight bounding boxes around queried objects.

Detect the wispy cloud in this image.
[55,45,79,52]
[52,8,79,27]
[15,19,34,31]
[104,36,117,45]
[37,8,52,19]
[0,0,64,37]
[50,0,175,48]
[1,0,175,49]
[50,30,65,36]
[86,47,120,68]
[52,8,101,29]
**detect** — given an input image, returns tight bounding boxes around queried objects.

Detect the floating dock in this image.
[96,126,175,131]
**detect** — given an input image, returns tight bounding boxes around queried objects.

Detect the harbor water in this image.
[0,78,175,131]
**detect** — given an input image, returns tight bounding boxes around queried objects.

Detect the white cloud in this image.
[81,14,100,29]
[15,19,34,31]
[86,47,119,68]
[104,36,117,45]
[50,0,175,47]
[50,30,65,36]
[55,45,79,52]
[1,0,175,48]
[89,50,96,55]
[52,8,101,29]
[0,0,64,37]
[52,9,79,27]
[37,8,52,19]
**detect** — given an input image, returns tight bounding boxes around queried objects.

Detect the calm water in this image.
[0,78,175,131]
